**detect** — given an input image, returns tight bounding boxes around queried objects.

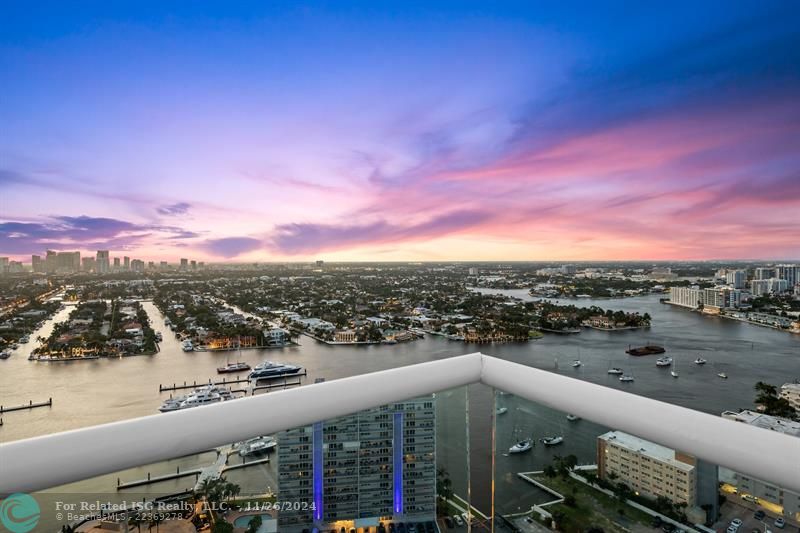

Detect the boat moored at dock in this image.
[247,361,303,380]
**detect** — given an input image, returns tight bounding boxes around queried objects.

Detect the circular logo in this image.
[0,493,40,533]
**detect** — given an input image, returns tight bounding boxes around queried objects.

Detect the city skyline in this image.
[2,2,800,262]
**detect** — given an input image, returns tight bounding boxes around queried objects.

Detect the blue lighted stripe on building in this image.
[313,421,324,521]
[393,411,404,514]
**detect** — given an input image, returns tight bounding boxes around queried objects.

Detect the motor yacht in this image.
[248,361,303,380]
[540,436,564,446]
[607,367,624,375]
[656,356,673,367]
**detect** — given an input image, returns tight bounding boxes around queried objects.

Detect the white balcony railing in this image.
[1,353,798,495]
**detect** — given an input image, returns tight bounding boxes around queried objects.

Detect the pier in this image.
[252,377,303,393]
[0,398,52,414]
[159,371,307,393]
[117,467,202,490]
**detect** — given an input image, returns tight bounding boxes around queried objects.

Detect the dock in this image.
[159,371,307,393]
[252,377,303,393]
[0,398,53,414]
[117,467,202,490]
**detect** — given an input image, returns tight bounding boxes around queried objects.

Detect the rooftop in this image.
[599,430,695,471]
[721,409,800,437]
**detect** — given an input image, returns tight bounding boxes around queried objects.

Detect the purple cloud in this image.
[156,202,192,216]
[270,209,492,254]
[0,215,197,255]
[202,237,262,257]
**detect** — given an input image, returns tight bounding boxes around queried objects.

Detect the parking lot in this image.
[713,499,792,533]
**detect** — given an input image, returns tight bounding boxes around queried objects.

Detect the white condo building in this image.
[781,384,800,416]
[720,410,800,522]
[598,431,698,506]
[669,286,704,308]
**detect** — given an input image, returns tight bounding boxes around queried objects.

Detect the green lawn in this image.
[531,473,654,533]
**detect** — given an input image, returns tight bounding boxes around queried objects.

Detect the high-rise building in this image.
[45,250,58,273]
[55,251,80,273]
[148,261,155,270]
[131,259,145,272]
[751,278,790,296]
[81,257,96,273]
[754,267,775,280]
[96,250,110,274]
[669,286,704,308]
[703,287,741,310]
[278,395,436,532]
[598,431,697,506]
[159,261,168,270]
[123,256,130,271]
[31,255,44,273]
[113,257,121,271]
[725,270,746,289]
[0,257,9,275]
[180,258,188,270]
[776,264,800,287]
[190,260,197,270]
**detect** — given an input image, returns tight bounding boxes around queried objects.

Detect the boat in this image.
[671,357,679,378]
[181,340,194,352]
[0,351,10,360]
[158,385,234,412]
[619,374,635,382]
[626,344,666,356]
[566,414,580,421]
[571,360,582,368]
[607,367,624,375]
[496,407,508,415]
[217,361,251,374]
[717,372,728,379]
[248,361,303,380]
[656,356,673,367]
[540,436,564,446]
[238,436,277,456]
[694,357,707,365]
[509,439,533,454]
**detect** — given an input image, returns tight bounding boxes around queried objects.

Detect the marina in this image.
[1,294,798,516]
[0,397,53,414]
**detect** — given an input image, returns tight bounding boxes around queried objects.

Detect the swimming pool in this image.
[233,513,272,531]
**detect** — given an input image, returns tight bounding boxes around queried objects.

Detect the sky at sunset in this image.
[1,1,799,262]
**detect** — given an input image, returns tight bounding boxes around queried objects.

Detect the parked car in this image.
[731,519,743,529]
[754,510,766,520]
[773,517,785,529]
[453,515,463,527]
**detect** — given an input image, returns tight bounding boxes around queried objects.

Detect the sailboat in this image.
[671,356,679,378]
[217,337,251,374]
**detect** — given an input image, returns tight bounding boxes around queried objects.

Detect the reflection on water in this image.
[2,293,798,518]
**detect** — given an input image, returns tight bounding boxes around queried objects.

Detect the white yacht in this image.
[619,374,635,382]
[571,360,582,368]
[181,340,194,352]
[248,361,303,380]
[158,385,234,412]
[694,357,707,365]
[509,439,533,454]
[238,436,277,456]
[566,414,580,421]
[540,436,564,446]
[671,358,679,378]
[656,356,673,367]
[607,367,624,375]
[178,390,222,409]
[717,372,728,379]
[496,407,508,415]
